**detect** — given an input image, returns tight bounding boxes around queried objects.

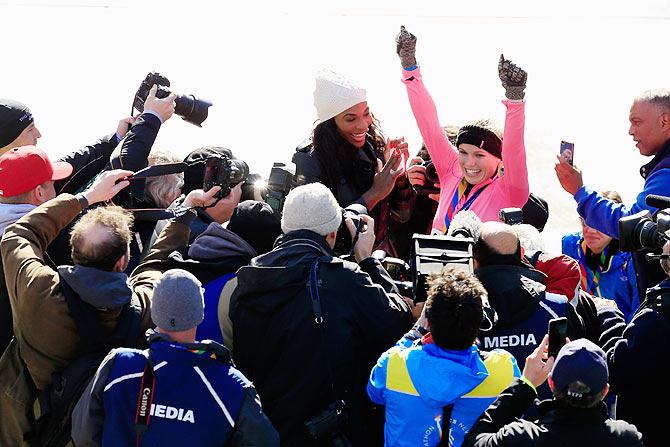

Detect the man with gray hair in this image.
[230,182,413,446]
[556,88,670,296]
[72,268,279,446]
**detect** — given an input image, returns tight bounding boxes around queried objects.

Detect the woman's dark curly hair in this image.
[310,113,386,189]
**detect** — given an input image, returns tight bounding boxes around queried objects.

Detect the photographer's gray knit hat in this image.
[313,69,367,123]
[281,183,342,236]
[151,269,204,332]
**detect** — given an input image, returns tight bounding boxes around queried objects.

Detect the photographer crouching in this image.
[230,183,413,446]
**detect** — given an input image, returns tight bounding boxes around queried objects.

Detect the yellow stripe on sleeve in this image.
[464,351,515,398]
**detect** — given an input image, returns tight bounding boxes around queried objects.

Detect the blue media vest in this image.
[196,273,236,344]
[101,340,247,446]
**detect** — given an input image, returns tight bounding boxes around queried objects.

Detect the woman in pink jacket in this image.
[396,26,530,234]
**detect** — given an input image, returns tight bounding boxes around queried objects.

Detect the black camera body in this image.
[134,71,212,127]
[265,162,296,213]
[334,204,367,256]
[415,160,440,196]
[380,256,413,298]
[203,156,249,199]
[411,234,474,302]
[619,209,670,252]
[304,401,351,447]
[499,207,524,225]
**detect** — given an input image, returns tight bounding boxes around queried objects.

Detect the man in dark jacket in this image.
[138,199,281,353]
[463,337,642,447]
[0,89,176,356]
[230,183,413,446]
[71,268,279,446]
[594,240,670,447]
[473,222,584,412]
[45,85,178,269]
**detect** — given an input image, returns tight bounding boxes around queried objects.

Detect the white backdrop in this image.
[2,0,669,252]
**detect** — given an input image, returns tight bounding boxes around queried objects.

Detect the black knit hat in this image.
[182,146,234,194]
[456,125,502,159]
[522,193,549,232]
[0,99,34,149]
[227,200,281,255]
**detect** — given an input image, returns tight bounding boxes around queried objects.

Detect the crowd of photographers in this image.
[0,25,669,447]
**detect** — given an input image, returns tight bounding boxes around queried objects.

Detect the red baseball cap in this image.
[0,146,73,197]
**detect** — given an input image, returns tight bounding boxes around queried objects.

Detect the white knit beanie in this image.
[281,183,342,236]
[313,69,367,123]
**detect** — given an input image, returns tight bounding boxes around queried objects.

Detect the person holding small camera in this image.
[555,89,670,299]
[293,69,415,256]
[462,337,642,447]
[395,26,529,234]
[230,183,413,446]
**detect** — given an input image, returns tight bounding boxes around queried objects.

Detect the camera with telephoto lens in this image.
[304,401,351,447]
[414,160,440,196]
[134,71,213,127]
[619,209,670,252]
[264,162,296,213]
[333,204,368,256]
[499,207,524,225]
[203,155,249,199]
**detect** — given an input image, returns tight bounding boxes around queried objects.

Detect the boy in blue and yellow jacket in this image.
[368,268,520,447]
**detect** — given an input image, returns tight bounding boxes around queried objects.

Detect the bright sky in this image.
[2,0,669,252]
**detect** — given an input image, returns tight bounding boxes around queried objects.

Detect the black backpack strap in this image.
[524,250,543,269]
[58,274,105,353]
[437,404,454,446]
[115,294,144,348]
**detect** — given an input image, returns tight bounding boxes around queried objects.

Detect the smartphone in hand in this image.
[548,317,568,359]
[560,141,574,166]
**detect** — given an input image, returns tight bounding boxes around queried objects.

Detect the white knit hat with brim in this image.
[313,69,367,123]
[281,183,342,236]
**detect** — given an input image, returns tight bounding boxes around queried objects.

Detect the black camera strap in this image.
[307,259,339,403]
[436,404,454,447]
[124,162,190,181]
[134,350,156,446]
[118,160,222,220]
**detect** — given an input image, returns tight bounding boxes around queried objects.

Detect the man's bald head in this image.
[474,221,521,264]
[70,206,133,272]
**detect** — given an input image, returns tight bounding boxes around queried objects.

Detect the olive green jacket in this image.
[0,194,191,446]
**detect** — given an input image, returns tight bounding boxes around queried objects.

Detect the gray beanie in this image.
[281,183,342,236]
[151,269,204,332]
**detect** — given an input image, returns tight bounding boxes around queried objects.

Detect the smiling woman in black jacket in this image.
[292,69,414,256]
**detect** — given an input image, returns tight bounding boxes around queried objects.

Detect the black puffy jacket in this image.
[230,230,413,446]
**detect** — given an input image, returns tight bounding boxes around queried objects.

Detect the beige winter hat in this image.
[281,183,342,236]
